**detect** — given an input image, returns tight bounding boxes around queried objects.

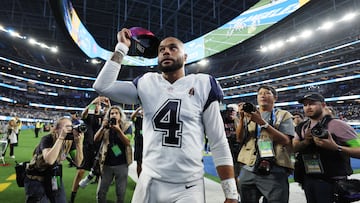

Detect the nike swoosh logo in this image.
[185,184,196,189]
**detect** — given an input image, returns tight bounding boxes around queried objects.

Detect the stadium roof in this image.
[0,0,259,58]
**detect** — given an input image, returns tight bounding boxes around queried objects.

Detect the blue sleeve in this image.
[132,74,145,88]
[204,76,224,112]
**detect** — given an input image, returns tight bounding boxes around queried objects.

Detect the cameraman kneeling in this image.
[293,93,360,203]
[25,117,84,203]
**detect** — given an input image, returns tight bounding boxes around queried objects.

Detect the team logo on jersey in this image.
[188,87,195,96]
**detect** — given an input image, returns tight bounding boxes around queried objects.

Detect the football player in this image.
[93,28,239,203]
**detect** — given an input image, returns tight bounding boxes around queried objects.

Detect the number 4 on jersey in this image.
[152,99,183,147]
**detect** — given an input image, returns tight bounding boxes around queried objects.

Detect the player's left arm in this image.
[203,101,238,202]
[203,76,238,201]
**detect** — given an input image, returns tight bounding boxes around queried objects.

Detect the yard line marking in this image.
[6,174,16,181]
[0,183,11,192]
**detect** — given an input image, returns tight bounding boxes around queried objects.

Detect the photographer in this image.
[236,85,294,203]
[293,93,360,203]
[93,105,132,203]
[24,117,84,203]
[70,96,110,203]
[222,104,242,186]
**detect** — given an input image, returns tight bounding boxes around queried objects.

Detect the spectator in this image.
[34,121,42,138]
[24,117,84,202]
[292,112,304,127]
[13,116,22,146]
[293,93,360,202]
[236,85,294,203]
[93,29,238,202]
[324,106,337,118]
[2,119,17,158]
[94,105,132,203]
[130,106,143,177]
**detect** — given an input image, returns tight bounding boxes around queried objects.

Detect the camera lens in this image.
[72,124,87,133]
[243,102,256,113]
[109,118,116,125]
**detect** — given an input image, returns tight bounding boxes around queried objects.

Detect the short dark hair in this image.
[292,112,304,119]
[257,85,277,98]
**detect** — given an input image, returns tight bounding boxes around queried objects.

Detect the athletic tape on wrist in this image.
[221,178,238,200]
[114,42,129,56]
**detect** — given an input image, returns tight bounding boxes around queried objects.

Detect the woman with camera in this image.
[93,105,132,203]
[24,117,84,203]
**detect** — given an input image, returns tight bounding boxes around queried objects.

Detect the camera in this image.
[311,123,328,139]
[65,133,74,140]
[242,102,257,113]
[310,115,332,139]
[254,159,272,175]
[109,118,117,126]
[73,123,88,133]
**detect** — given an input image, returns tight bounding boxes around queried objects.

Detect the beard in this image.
[307,108,323,120]
[158,58,183,73]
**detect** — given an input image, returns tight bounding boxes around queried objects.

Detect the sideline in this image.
[128,161,360,203]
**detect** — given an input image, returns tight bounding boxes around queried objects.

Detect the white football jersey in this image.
[134,72,224,182]
[93,60,233,183]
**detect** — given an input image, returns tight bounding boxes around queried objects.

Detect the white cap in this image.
[227,104,238,112]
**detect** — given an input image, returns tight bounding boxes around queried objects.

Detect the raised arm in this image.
[93,29,139,104]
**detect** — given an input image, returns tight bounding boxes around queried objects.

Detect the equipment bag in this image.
[14,161,29,187]
[334,179,360,202]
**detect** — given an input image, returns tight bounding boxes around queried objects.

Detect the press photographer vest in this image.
[296,118,352,178]
[237,109,294,170]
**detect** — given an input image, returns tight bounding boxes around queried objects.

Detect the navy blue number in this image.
[152,99,183,147]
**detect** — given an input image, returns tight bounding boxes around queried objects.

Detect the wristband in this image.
[220,178,239,200]
[114,42,129,56]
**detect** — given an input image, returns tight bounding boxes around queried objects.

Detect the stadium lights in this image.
[91,59,101,64]
[341,12,356,21]
[198,59,209,66]
[318,21,334,30]
[259,10,358,53]
[0,24,58,53]
[300,30,313,38]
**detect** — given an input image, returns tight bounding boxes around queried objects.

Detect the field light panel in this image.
[300,30,313,38]
[319,21,334,30]
[341,12,356,21]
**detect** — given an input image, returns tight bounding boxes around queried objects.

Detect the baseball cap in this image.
[226,104,238,112]
[128,27,160,59]
[298,93,325,104]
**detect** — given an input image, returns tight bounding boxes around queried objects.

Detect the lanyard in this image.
[256,108,276,138]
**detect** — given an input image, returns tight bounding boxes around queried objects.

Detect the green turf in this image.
[0,129,135,203]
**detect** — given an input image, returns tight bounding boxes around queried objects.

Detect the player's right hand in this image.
[117,28,132,48]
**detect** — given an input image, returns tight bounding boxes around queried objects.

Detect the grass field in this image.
[0,129,135,203]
